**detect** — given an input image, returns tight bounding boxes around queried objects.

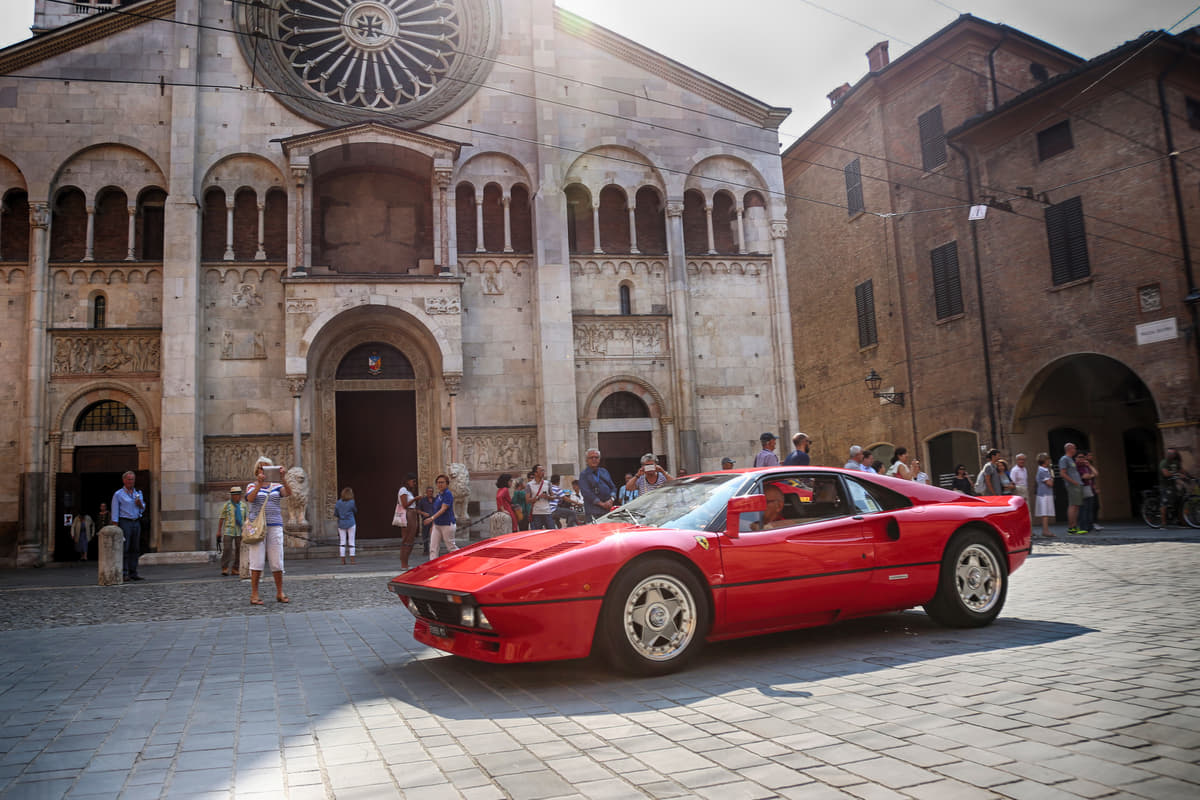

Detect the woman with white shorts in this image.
[246,458,292,605]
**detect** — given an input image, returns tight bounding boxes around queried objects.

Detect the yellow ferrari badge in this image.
[695,536,710,550]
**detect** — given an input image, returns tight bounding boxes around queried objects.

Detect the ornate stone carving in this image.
[30,202,50,229]
[51,331,161,376]
[449,463,470,526]
[204,436,298,483]
[286,298,317,313]
[443,372,462,396]
[231,284,263,308]
[287,376,307,396]
[283,466,309,525]
[220,331,267,360]
[666,201,684,218]
[424,296,461,314]
[441,427,536,473]
[770,221,788,240]
[685,257,770,276]
[483,269,502,295]
[573,318,669,358]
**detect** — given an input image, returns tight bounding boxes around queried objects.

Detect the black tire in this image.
[1141,493,1163,529]
[598,557,709,676]
[923,530,1008,628]
[1183,496,1200,530]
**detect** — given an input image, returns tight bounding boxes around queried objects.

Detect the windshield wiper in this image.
[609,505,642,525]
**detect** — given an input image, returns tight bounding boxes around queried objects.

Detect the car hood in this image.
[394,524,631,587]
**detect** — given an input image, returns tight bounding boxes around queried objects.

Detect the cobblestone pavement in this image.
[0,530,1197,799]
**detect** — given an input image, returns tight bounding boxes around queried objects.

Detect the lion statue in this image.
[283,466,309,525]
[449,462,470,526]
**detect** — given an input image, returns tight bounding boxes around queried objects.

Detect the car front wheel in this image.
[923,531,1007,628]
[599,557,708,676]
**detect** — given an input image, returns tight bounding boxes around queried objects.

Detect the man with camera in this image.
[626,453,669,495]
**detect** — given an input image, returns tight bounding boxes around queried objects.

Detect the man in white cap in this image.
[216,486,247,576]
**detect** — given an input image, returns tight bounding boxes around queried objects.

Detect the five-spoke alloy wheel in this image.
[599,557,708,675]
[924,530,1008,627]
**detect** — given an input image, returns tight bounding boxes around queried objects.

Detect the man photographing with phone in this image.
[626,453,668,495]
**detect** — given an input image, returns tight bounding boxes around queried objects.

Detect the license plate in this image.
[428,624,449,638]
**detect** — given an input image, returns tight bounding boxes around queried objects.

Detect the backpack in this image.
[974,465,989,494]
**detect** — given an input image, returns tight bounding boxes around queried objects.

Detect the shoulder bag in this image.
[242,508,267,544]
[392,491,408,527]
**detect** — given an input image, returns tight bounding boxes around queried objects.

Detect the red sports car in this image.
[388,468,1032,675]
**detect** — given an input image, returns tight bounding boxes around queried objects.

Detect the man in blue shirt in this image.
[783,433,811,466]
[579,448,616,521]
[111,471,145,581]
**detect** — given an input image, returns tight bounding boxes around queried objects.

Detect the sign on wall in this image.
[1135,318,1177,346]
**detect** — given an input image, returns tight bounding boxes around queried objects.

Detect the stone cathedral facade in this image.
[0,0,797,564]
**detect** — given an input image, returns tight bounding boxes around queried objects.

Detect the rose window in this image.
[235,0,498,127]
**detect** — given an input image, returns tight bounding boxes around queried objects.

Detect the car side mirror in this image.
[726,494,766,539]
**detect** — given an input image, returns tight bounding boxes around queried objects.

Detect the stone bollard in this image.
[97,525,124,586]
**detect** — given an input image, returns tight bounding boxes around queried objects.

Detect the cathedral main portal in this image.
[335,390,417,540]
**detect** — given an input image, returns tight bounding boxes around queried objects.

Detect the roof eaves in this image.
[0,0,176,75]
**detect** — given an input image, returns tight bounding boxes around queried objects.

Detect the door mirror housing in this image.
[725,494,766,539]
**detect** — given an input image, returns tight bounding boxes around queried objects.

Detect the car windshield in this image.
[596,474,748,532]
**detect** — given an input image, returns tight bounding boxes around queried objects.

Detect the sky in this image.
[1,0,1197,142]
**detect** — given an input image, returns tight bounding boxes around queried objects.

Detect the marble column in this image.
[290,158,309,274]
[591,201,602,254]
[735,206,746,254]
[287,376,306,470]
[627,204,640,254]
[665,201,699,473]
[125,205,137,261]
[254,199,266,260]
[704,202,716,255]
[445,373,462,464]
[435,162,452,272]
[502,195,513,253]
[222,199,235,261]
[20,202,51,566]
[474,197,485,253]
[83,205,95,261]
[769,221,799,438]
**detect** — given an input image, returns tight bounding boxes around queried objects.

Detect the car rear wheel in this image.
[923,530,1007,628]
[599,557,708,676]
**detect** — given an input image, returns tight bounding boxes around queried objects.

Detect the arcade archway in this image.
[1011,354,1158,519]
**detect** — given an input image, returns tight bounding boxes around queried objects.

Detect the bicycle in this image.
[1141,475,1200,529]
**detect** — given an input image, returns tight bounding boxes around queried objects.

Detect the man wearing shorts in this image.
[1059,442,1084,534]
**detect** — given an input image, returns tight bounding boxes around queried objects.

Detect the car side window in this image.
[750,474,849,530]
[846,477,913,512]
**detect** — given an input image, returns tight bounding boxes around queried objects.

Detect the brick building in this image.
[782,16,1200,519]
[0,0,798,565]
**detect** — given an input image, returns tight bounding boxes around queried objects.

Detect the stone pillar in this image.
[83,205,95,261]
[97,525,124,585]
[704,202,716,255]
[20,202,51,566]
[474,197,485,253]
[591,201,602,254]
[735,206,746,254]
[627,204,640,254]
[435,160,452,271]
[290,158,309,274]
[445,373,461,464]
[665,200,699,473]
[254,199,266,260]
[769,221,799,437]
[157,6,206,553]
[502,194,513,253]
[223,198,235,261]
[288,376,306,470]
[125,205,137,261]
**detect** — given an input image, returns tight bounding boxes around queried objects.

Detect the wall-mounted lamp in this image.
[864,369,906,406]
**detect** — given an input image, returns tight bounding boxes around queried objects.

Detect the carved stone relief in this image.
[51,331,161,376]
[231,284,263,308]
[204,436,301,483]
[573,318,668,358]
[286,298,317,313]
[220,331,267,360]
[441,428,536,473]
[424,296,461,314]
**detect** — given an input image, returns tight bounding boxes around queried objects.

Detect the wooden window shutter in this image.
[918,106,947,171]
[1045,196,1090,285]
[844,158,864,216]
[855,279,877,348]
[930,241,963,319]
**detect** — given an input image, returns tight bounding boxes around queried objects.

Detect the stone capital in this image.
[287,376,307,396]
[30,202,50,229]
[770,221,788,240]
[443,373,463,396]
[666,201,684,218]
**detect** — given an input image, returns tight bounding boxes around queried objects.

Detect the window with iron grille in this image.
[1045,196,1090,285]
[75,400,138,431]
[918,106,947,171]
[844,158,864,216]
[1037,120,1073,161]
[855,280,877,348]
[930,241,963,319]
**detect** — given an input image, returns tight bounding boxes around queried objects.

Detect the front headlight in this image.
[460,606,476,627]
[400,596,418,618]
[477,609,493,630]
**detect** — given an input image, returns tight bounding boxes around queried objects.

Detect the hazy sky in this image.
[1,0,1197,141]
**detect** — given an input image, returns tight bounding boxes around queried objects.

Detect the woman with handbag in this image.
[335,487,357,565]
[396,473,418,569]
[245,457,292,605]
[495,473,518,532]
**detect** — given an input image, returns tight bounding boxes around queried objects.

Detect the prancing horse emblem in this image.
[695,536,710,550]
